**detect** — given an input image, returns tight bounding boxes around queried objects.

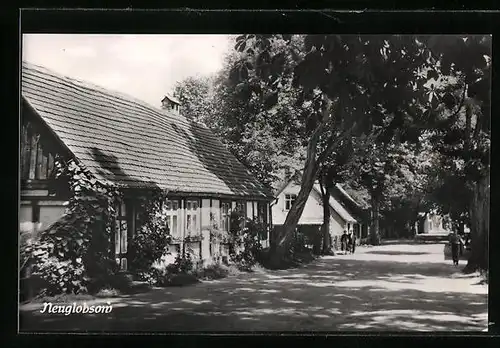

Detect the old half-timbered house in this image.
[20,61,274,271]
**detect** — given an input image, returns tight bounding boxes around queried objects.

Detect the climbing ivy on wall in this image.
[23,157,173,295]
[24,157,123,295]
[128,189,172,274]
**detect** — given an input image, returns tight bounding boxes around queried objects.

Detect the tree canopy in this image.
[173,34,490,271]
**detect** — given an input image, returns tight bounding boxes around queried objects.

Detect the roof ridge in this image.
[21,61,274,198]
[22,60,172,117]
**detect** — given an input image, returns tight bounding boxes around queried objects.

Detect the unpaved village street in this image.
[20,243,488,332]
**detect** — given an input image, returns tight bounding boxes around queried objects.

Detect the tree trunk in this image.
[268,96,356,268]
[269,125,322,267]
[320,180,333,255]
[370,195,381,245]
[464,174,489,273]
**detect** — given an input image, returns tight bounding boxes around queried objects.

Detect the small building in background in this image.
[416,211,454,235]
[271,172,365,250]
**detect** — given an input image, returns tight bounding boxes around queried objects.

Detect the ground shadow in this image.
[365,251,430,256]
[20,245,488,332]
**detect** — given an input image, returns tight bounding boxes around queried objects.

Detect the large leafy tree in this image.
[317,135,355,253]
[421,35,491,271]
[173,51,305,189]
[231,34,434,266]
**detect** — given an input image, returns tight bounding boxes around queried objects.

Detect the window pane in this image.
[186,215,191,233]
[172,201,179,210]
[187,201,192,210]
[172,215,177,236]
[121,202,126,217]
[193,201,198,210]
[166,200,172,210]
[192,215,197,232]
[115,220,120,255]
[120,258,127,271]
[121,220,128,253]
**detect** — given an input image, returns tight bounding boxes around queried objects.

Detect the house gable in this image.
[21,99,72,194]
[272,179,323,225]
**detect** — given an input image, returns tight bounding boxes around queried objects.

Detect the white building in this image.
[271,173,364,245]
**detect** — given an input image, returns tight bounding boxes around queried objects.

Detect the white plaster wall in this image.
[39,206,66,231]
[329,208,346,237]
[272,181,324,225]
[19,202,66,234]
[19,205,33,233]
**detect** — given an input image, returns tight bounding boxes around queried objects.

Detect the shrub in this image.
[29,255,88,296]
[172,252,194,274]
[140,250,195,287]
[196,263,229,280]
[128,213,171,274]
[95,287,121,297]
[230,218,265,271]
[22,158,171,297]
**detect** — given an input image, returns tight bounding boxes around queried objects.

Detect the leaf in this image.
[426,69,439,81]
[239,65,248,80]
[264,92,279,109]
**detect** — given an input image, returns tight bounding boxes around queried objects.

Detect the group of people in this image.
[340,230,356,255]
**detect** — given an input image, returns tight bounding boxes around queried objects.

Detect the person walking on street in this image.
[449,231,464,266]
[341,230,348,255]
[351,232,357,254]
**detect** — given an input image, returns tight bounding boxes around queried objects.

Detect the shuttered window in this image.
[221,201,231,233]
[165,199,180,238]
[185,199,200,236]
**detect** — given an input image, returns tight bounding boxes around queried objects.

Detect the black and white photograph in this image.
[19,31,491,332]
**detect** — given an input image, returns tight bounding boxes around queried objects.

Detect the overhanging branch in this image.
[316,122,358,169]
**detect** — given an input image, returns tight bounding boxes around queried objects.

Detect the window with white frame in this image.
[221,201,231,233]
[235,201,246,228]
[165,199,180,238]
[185,199,200,236]
[284,194,297,211]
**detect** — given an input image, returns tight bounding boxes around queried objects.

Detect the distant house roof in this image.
[162,94,180,105]
[274,172,358,223]
[335,184,362,208]
[21,61,273,200]
[312,184,358,223]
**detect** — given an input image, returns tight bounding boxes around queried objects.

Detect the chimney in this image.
[161,94,181,115]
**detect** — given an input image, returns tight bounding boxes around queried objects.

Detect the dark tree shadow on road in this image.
[20,251,488,333]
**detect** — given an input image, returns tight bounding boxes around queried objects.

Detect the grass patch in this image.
[95,287,121,298]
[192,262,243,281]
[29,293,96,304]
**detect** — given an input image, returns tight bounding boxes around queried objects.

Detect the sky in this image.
[22,34,233,108]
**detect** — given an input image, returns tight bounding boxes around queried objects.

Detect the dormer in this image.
[161,94,181,115]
